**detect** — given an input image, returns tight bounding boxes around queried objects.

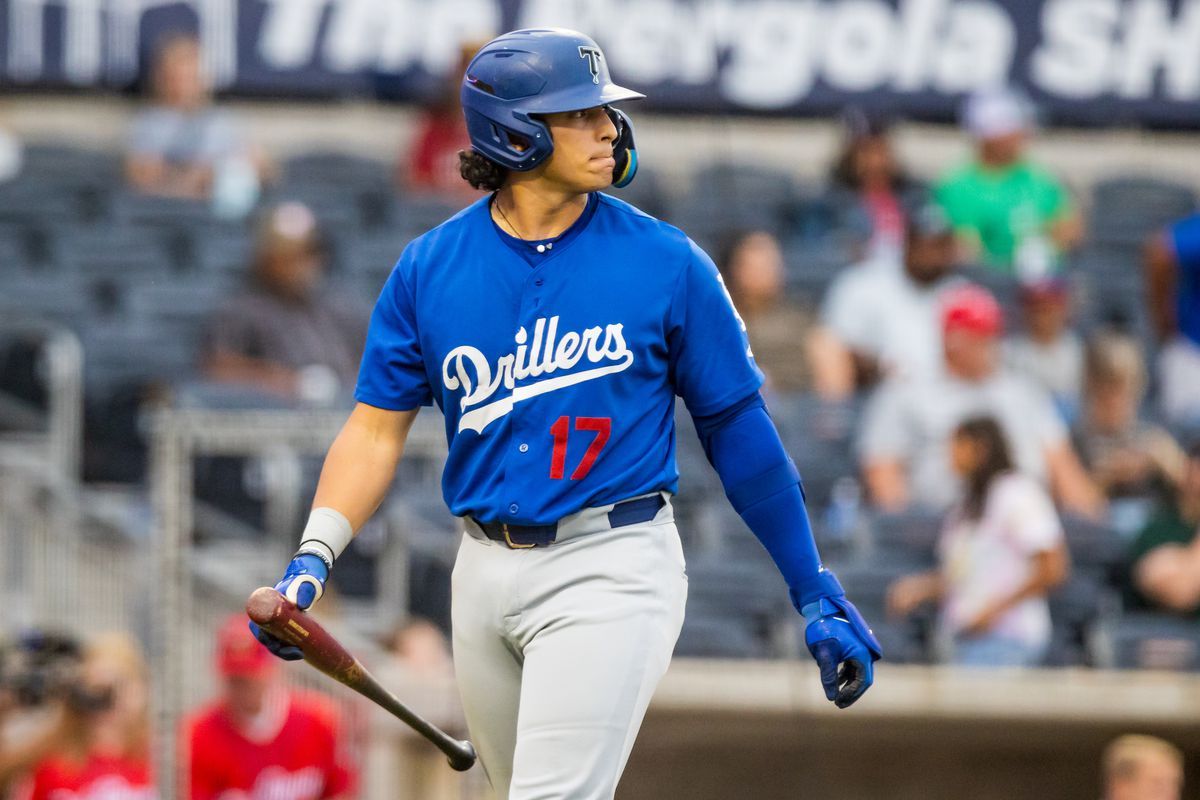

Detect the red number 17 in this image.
[549,416,611,480]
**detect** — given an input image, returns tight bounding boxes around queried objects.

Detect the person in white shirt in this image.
[886,415,1069,667]
[125,33,270,204]
[859,283,1103,517]
[807,202,961,400]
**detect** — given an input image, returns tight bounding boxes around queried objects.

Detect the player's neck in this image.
[493,183,588,241]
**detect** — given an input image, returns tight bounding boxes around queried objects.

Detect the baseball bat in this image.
[245,587,477,772]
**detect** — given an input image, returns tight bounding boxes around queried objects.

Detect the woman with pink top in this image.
[887,415,1070,666]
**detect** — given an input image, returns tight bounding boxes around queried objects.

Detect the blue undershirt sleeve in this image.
[691,392,844,608]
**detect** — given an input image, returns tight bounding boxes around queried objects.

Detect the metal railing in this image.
[148,406,479,798]
[0,322,83,481]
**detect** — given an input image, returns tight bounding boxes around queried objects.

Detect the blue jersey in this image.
[1170,213,1200,347]
[355,193,763,525]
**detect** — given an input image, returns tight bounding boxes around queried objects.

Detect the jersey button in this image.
[508,503,520,514]
[534,279,544,286]
[518,443,529,453]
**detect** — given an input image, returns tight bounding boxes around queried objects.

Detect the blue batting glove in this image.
[792,569,883,709]
[249,553,329,661]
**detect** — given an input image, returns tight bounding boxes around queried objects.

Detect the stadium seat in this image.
[1109,612,1200,671]
[0,275,90,323]
[1061,513,1127,576]
[1089,176,1197,246]
[781,234,859,303]
[870,509,943,561]
[282,151,391,189]
[1047,567,1119,667]
[674,611,769,658]
[110,191,215,227]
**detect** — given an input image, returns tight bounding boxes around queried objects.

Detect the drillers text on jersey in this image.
[442,315,635,434]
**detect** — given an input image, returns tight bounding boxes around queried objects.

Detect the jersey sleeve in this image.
[1169,213,1200,273]
[354,248,434,410]
[667,239,764,417]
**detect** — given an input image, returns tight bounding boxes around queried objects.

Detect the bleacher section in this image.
[2,143,1200,671]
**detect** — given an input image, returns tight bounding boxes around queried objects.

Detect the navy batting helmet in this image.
[460,28,644,187]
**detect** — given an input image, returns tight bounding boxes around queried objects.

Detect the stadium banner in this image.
[1,0,1198,128]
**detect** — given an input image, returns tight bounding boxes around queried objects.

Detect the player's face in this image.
[538,107,619,193]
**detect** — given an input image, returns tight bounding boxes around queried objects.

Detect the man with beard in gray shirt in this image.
[203,202,366,405]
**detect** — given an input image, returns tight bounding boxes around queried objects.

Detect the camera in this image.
[0,631,113,713]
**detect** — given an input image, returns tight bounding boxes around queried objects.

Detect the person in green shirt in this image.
[1127,443,1200,615]
[935,88,1084,276]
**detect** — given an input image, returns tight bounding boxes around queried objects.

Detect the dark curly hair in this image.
[459,149,508,191]
[954,415,1014,521]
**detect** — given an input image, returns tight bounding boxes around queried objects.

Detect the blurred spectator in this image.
[126,33,269,211]
[935,88,1083,275]
[11,633,154,800]
[202,202,367,404]
[826,109,925,259]
[1003,277,1084,422]
[1075,332,1185,534]
[1102,734,1184,800]
[185,616,354,800]
[887,416,1068,667]
[807,202,961,400]
[0,120,21,184]
[384,618,454,679]
[1145,211,1200,426]
[401,41,484,197]
[1126,444,1200,616]
[859,284,1103,516]
[716,230,809,392]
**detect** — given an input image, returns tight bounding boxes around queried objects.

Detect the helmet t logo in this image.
[578,46,602,84]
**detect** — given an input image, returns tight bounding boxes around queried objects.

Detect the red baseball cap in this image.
[216,614,276,678]
[942,284,1003,337]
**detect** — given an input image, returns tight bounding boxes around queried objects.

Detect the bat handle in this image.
[446,739,477,772]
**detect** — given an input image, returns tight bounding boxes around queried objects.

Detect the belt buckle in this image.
[502,523,536,549]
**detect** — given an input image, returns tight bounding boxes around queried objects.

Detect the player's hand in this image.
[801,594,883,709]
[249,553,329,661]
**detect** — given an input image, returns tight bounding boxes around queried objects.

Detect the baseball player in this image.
[251,28,881,799]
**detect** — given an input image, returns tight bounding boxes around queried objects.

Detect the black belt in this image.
[472,494,666,549]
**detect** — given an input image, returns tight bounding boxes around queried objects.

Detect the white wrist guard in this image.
[296,507,354,569]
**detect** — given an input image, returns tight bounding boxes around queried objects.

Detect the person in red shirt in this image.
[401,41,486,197]
[184,616,354,800]
[16,633,156,800]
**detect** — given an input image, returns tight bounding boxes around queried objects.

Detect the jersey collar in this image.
[488,192,600,266]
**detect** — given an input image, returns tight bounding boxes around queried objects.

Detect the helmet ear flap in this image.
[607,107,638,188]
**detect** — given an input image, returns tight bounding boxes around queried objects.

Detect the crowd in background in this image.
[0,615,460,799]
[4,31,1200,662]
[1,29,1198,798]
